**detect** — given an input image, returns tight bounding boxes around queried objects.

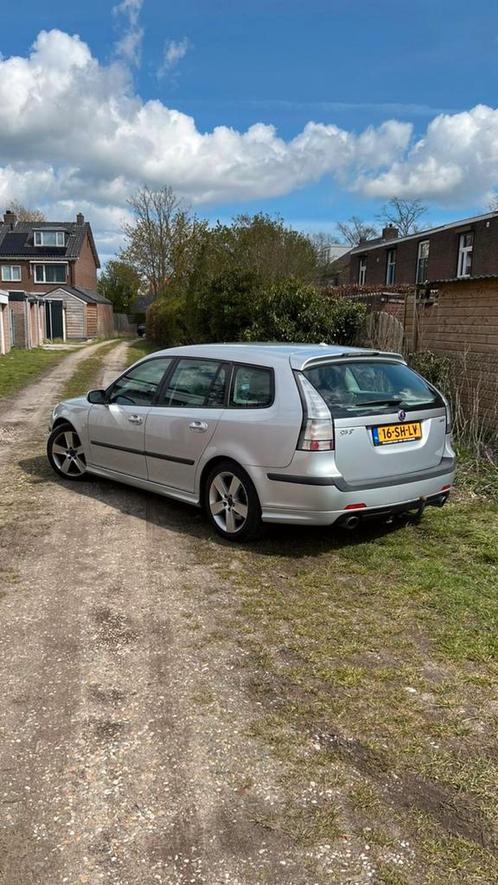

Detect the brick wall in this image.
[357,279,498,430]
[9,300,27,347]
[73,233,98,289]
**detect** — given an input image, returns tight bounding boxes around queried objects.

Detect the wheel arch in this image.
[199,455,250,508]
[52,416,76,430]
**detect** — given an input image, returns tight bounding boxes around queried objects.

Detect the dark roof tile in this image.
[0,221,100,266]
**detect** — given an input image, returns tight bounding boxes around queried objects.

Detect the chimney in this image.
[382,224,398,240]
[3,209,17,228]
[76,212,84,224]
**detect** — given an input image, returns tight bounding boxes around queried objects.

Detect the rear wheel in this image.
[205,460,262,542]
[47,422,88,481]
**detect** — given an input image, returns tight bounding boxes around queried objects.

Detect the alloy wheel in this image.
[208,471,249,535]
[51,429,87,477]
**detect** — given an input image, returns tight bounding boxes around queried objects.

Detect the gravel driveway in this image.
[0,342,310,885]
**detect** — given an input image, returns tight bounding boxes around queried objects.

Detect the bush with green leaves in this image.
[245,279,366,345]
[146,272,366,349]
[190,269,260,343]
[146,295,191,348]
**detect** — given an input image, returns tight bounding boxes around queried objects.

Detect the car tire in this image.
[204,460,263,542]
[47,422,89,481]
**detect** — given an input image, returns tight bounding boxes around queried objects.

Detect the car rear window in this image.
[303,360,442,417]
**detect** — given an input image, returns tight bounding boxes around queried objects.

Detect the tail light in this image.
[442,394,452,433]
[295,373,334,451]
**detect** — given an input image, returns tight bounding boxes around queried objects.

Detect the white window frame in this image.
[34,230,66,247]
[1,265,22,282]
[416,240,430,283]
[457,232,473,278]
[33,263,67,284]
[386,249,396,285]
[358,256,367,285]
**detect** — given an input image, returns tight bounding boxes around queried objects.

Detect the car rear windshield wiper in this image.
[354,397,403,407]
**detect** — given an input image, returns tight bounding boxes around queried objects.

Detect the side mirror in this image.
[87,388,107,404]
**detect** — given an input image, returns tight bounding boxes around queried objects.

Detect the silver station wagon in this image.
[47,343,455,541]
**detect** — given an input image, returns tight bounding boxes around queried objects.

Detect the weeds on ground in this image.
[0,347,70,399]
[125,339,158,367]
[60,341,121,399]
[210,497,498,882]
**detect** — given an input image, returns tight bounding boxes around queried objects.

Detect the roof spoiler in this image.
[291,350,405,371]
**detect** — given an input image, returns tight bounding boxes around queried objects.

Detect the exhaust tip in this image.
[343,514,360,530]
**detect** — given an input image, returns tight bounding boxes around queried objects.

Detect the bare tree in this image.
[336,216,379,247]
[488,195,498,212]
[121,186,206,297]
[378,198,427,237]
[7,201,46,222]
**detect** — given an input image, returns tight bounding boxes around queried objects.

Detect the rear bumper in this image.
[254,457,455,526]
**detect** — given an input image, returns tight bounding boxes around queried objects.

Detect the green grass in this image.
[60,341,121,399]
[205,500,498,882]
[0,347,73,400]
[125,338,158,367]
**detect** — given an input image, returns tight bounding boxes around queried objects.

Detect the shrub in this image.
[191,269,260,343]
[245,279,366,345]
[146,274,367,349]
[146,295,191,347]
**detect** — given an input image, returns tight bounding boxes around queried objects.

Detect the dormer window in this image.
[34,230,66,247]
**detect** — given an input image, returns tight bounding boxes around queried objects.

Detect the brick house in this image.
[0,209,100,293]
[349,210,498,287]
[0,209,112,344]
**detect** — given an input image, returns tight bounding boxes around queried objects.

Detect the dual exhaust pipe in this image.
[338,492,449,530]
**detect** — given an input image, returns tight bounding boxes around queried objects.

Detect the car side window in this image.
[108,358,172,406]
[158,359,227,408]
[230,365,273,408]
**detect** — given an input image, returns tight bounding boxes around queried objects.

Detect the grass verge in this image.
[125,338,158,367]
[206,499,498,882]
[60,341,121,400]
[0,347,73,400]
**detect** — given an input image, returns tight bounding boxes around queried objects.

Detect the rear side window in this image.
[303,360,442,417]
[159,359,227,408]
[108,358,172,406]
[229,365,273,409]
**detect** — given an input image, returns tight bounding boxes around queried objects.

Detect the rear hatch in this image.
[302,358,447,483]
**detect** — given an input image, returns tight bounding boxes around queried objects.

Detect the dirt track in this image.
[0,343,312,885]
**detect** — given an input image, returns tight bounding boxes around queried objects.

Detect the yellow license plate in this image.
[372,421,422,446]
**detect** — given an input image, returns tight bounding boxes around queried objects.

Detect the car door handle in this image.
[189,420,208,432]
[127,415,143,425]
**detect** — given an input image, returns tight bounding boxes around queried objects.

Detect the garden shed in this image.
[43,285,113,340]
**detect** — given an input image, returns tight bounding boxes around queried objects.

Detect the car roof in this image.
[146,342,404,371]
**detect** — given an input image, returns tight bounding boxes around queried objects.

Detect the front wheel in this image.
[47,423,88,481]
[205,461,262,542]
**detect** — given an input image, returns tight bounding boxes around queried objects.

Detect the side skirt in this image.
[86,463,201,507]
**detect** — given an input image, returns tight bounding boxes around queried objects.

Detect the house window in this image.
[1,265,21,282]
[34,230,66,247]
[416,241,430,283]
[358,256,367,285]
[386,249,396,285]
[33,264,67,283]
[457,232,473,278]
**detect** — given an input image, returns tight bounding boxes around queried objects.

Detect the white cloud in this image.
[113,0,144,67]
[1,30,498,259]
[359,105,498,203]
[158,37,191,78]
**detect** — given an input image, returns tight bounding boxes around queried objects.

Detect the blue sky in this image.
[0,0,497,256]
